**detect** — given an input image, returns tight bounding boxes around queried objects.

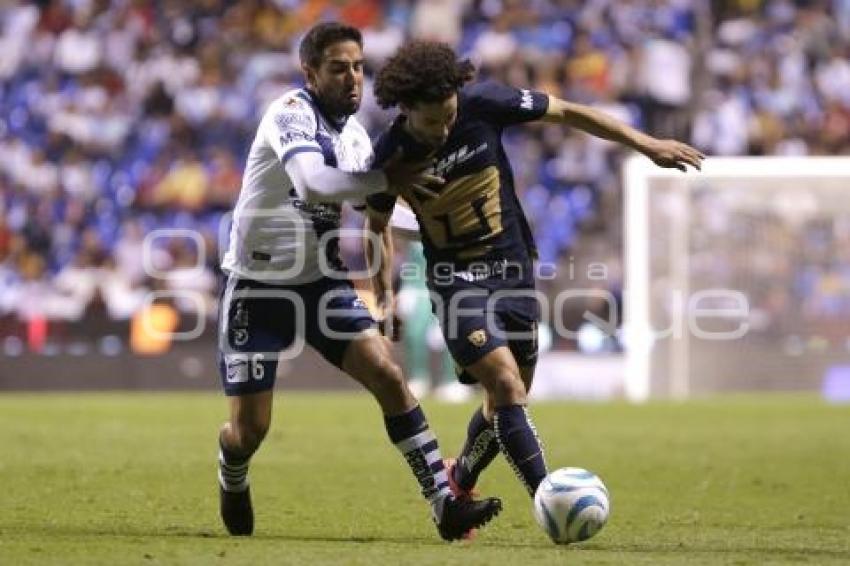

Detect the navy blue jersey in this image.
[368,81,548,270]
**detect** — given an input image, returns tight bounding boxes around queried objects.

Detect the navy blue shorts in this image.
[217,275,375,396]
[429,269,540,382]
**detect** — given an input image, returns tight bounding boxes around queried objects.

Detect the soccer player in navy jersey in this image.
[365,41,703,512]
[216,24,500,540]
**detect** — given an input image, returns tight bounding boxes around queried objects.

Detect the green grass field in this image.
[1,393,849,565]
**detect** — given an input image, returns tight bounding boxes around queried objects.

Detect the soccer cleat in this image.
[434,494,502,542]
[219,485,254,536]
[445,458,482,539]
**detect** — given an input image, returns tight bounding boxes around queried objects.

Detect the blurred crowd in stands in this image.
[0,0,848,353]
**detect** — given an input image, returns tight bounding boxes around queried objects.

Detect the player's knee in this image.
[486,370,526,404]
[232,419,269,454]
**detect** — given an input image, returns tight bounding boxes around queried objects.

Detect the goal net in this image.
[623,156,850,401]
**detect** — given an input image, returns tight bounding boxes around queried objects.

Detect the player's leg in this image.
[449,296,543,495]
[216,276,291,535]
[307,279,502,540]
[447,402,499,499]
[451,361,536,493]
[466,346,548,497]
[518,364,536,395]
[480,325,539,419]
[217,390,272,536]
[451,364,536,495]
[339,331,502,540]
[341,328,416,414]
[219,390,273,486]
[403,289,434,398]
[432,280,499,495]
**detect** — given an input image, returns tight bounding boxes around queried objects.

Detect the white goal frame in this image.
[623,155,850,402]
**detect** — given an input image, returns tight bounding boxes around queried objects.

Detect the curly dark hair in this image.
[299,22,363,69]
[374,41,475,109]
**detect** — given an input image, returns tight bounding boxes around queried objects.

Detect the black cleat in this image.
[220,485,254,536]
[435,495,502,541]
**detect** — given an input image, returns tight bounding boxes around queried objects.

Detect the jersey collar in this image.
[302,88,349,132]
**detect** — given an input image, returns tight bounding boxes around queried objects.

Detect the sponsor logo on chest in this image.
[520,89,534,111]
[290,199,341,222]
[429,142,488,178]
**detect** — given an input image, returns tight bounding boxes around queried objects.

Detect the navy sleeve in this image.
[366,128,400,214]
[465,81,549,126]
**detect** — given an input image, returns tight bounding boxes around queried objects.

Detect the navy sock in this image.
[454,407,500,491]
[218,436,251,493]
[384,405,451,513]
[493,404,547,496]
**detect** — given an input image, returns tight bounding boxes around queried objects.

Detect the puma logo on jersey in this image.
[520,89,534,111]
[429,143,488,177]
[467,329,488,347]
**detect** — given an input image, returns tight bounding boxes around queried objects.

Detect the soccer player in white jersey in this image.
[216,23,501,541]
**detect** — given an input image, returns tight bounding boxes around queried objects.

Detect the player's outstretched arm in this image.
[285,151,389,204]
[542,96,705,172]
[285,151,442,205]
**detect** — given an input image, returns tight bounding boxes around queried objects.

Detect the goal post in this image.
[623,156,850,402]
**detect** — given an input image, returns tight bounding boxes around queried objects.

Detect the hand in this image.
[375,293,403,342]
[377,312,403,342]
[644,139,705,172]
[382,149,443,200]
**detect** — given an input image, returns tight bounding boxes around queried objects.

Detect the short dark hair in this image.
[374,41,475,109]
[299,22,363,69]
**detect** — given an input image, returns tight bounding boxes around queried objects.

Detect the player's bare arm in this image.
[364,211,400,340]
[543,96,706,172]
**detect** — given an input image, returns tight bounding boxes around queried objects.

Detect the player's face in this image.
[403,95,458,150]
[305,40,364,117]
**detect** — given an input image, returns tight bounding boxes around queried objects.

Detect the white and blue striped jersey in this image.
[222,88,376,284]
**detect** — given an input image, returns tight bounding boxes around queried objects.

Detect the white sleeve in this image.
[262,96,322,163]
[284,151,388,204]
